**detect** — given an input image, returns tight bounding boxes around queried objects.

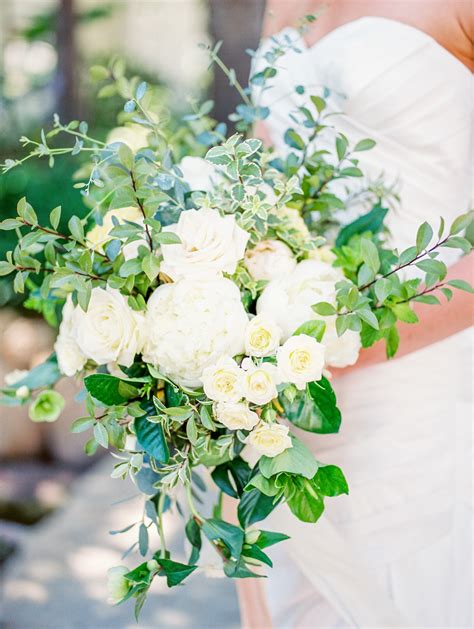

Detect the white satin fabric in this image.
[254,18,473,628]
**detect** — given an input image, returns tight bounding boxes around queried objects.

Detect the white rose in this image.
[107,124,150,153]
[54,296,87,376]
[201,357,243,403]
[75,287,143,367]
[215,401,259,430]
[160,208,249,281]
[86,206,147,261]
[244,239,296,282]
[242,359,279,405]
[245,315,281,357]
[143,278,248,387]
[256,259,343,340]
[321,318,361,368]
[179,156,220,192]
[16,385,30,400]
[4,369,28,386]
[277,334,325,390]
[106,565,130,605]
[246,422,292,458]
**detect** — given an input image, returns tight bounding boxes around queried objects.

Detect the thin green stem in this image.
[157,491,167,553]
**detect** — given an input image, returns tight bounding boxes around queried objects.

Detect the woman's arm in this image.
[334,252,474,375]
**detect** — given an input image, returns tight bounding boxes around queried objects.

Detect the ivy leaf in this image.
[313,465,349,496]
[237,488,279,528]
[280,377,342,434]
[202,519,244,559]
[156,558,197,587]
[134,416,170,463]
[84,373,139,405]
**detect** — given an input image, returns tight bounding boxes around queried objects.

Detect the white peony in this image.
[257,259,343,340]
[106,565,130,605]
[246,422,292,458]
[54,296,87,376]
[86,206,147,261]
[107,124,150,153]
[321,318,361,368]
[277,334,325,390]
[160,208,249,281]
[215,401,259,431]
[244,314,281,357]
[244,239,296,282]
[74,287,143,367]
[142,278,248,387]
[308,245,337,263]
[242,359,279,405]
[179,156,220,192]
[201,357,243,403]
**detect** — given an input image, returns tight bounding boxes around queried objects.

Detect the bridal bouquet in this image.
[1,33,472,618]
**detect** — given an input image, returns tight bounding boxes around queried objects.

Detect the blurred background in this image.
[0,1,265,626]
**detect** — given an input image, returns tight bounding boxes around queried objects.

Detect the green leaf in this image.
[356,308,379,329]
[392,302,419,324]
[441,236,472,254]
[84,373,139,405]
[157,558,197,587]
[313,465,348,496]
[285,476,325,523]
[310,95,326,113]
[212,457,251,499]
[241,544,273,568]
[416,222,433,253]
[70,417,94,433]
[202,519,244,559]
[311,302,336,316]
[245,473,279,497]
[155,231,181,245]
[413,294,440,305]
[138,523,149,556]
[255,530,290,549]
[339,167,363,177]
[0,261,15,276]
[49,205,61,229]
[89,65,109,81]
[292,319,326,341]
[93,422,109,448]
[374,277,392,303]
[280,377,342,434]
[284,129,305,150]
[238,488,279,528]
[384,325,400,358]
[447,279,474,293]
[353,138,376,152]
[335,204,388,247]
[360,238,380,274]
[17,197,37,224]
[450,212,473,235]
[0,218,23,230]
[11,354,60,390]
[185,518,202,565]
[416,259,447,279]
[335,136,347,161]
[259,436,319,480]
[135,416,170,463]
[68,215,84,242]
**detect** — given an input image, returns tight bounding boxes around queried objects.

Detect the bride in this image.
[237,1,473,627]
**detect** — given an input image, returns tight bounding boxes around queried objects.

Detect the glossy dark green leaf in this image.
[280,377,342,434]
[259,437,318,480]
[157,558,197,587]
[336,204,388,247]
[237,488,279,528]
[202,518,244,559]
[255,530,290,549]
[84,373,139,405]
[134,416,170,463]
[313,465,349,497]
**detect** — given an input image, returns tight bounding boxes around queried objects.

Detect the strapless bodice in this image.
[254,17,472,254]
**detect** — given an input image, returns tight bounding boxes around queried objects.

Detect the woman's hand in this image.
[332,252,474,377]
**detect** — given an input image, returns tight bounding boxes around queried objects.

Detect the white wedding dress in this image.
[253,18,473,628]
